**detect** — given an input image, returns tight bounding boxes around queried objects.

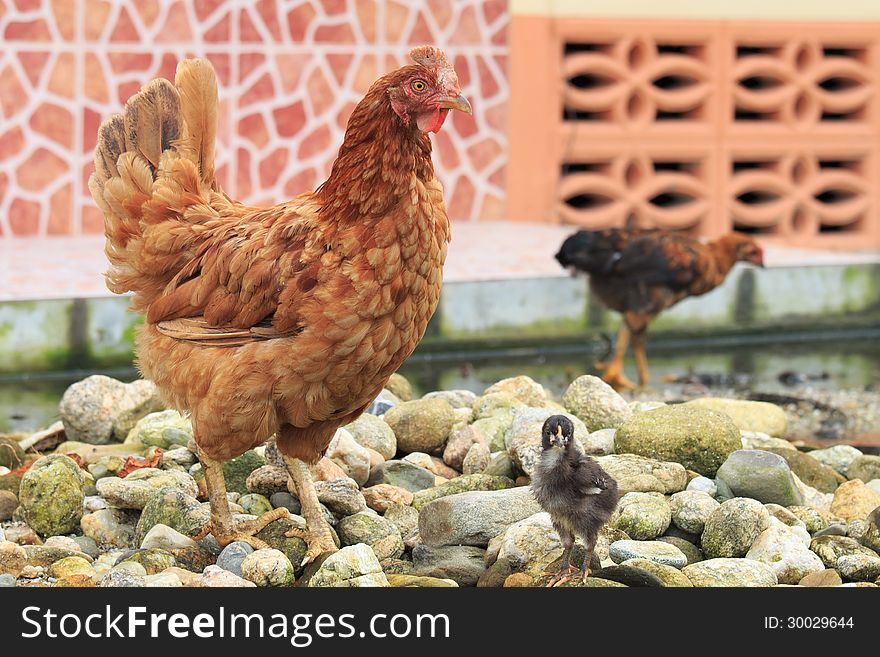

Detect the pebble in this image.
[418,486,542,548]
[81,508,138,548]
[658,536,704,565]
[383,399,456,454]
[412,474,515,510]
[366,460,435,492]
[343,414,397,460]
[216,541,254,577]
[442,425,488,470]
[314,478,368,516]
[462,442,491,475]
[59,376,162,444]
[561,375,633,432]
[745,524,824,584]
[686,476,717,496]
[362,484,413,513]
[836,554,880,581]
[613,492,671,540]
[609,540,687,568]
[715,450,803,506]
[596,454,687,495]
[237,493,274,516]
[670,490,720,535]
[367,389,400,417]
[96,468,198,509]
[615,405,741,477]
[336,512,404,561]
[140,523,198,551]
[325,428,371,486]
[125,410,192,449]
[200,564,255,587]
[829,479,880,522]
[384,504,420,549]
[847,455,880,483]
[18,454,87,537]
[798,569,842,586]
[684,398,788,437]
[701,497,771,558]
[144,571,184,587]
[240,548,295,587]
[0,540,27,577]
[422,390,478,409]
[412,544,486,586]
[0,489,18,521]
[810,535,879,568]
[619,559,693,586]
[302,544,389,587]
[683,558,778,587]
[270,491,302,515]
[808,445,862,477]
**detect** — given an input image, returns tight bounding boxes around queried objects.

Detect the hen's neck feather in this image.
[317,74,434,222]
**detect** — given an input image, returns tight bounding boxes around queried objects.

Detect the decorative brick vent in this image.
[509,19,880,248]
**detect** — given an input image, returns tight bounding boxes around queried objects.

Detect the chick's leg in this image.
[193,451,288,549]
[579,531,599,584]
[282,456,337,566]
[546,526,579,587]
[597,323,635,391]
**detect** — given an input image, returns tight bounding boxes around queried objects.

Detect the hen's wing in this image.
[146,201,324,345]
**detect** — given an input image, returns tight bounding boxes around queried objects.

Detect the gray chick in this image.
[531,415,619,586]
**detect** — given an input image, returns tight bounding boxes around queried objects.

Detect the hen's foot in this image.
[193,507,289,550]
[602,370,635,391]
[284,524,337,567]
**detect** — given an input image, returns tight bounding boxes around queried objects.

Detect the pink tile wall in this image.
[0,0,509,237]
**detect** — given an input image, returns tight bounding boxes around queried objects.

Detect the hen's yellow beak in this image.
[439,93,472,114]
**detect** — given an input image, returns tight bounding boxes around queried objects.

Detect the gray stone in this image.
[810,535,878,568]
[809,445,863,477]
[96,468,198,509]
[701,498,771,558]
[658,536,704,565]
[684,398,787,437]
[125,410,192,449]
[314,478,368,516]
[595,454,688,495]
[240,548,295,587]
[836,554,880,581]
[343,414,397,460]
[412,474,515,510]
[686,476,717,497]
[670,490,720,535]
[325,428,371,486]
[485,513,561,577]
[847,455,880,484]
[615,405,741,477]
[715,450,803,506]
[367,389,401,417]
[619,559,693,586]
[422,390,478,409]
[613,492,671,540]
[561,375,633,432]
[609,540,687,568]
[18,454,86,537]
[60,376,163,445]
[745,525,824,584]
[303,544,389,587]
[383,399,456,454]
[683,558,778,587]
[412,544,487,586]
[336,512,404,561]
[462,442,491,475]
[366,460,435,492]
[140,524,198,551]
[216,541,255,577]
[418,486,542,547]
[384,503,420,549]
[270,492,301,515]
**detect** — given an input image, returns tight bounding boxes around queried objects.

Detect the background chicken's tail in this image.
[88,58,220,313]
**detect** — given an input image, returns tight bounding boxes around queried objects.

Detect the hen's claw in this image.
[544,565,580,587]
[284,525,337,566]
[601,370,635,392]
[193,507,289,550]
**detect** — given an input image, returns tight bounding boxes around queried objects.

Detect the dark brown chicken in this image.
[89,47,471,563]
[556,226,764,390]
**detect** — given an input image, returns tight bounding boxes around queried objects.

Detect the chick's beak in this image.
[439,93,472,114]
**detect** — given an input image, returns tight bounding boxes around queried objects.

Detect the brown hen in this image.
[556,227,764,390]
[88,47,471,563]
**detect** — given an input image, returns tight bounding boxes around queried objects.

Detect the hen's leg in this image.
[282,456,337,566]
[632,330,651,387]
[597,323,635,391]
[192,451,288,549]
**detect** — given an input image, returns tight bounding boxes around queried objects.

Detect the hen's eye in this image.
[411,79,428,93]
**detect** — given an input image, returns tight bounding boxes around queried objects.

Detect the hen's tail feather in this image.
[89,58,220,311]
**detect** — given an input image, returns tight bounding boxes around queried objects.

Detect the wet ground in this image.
[2,334,879,447]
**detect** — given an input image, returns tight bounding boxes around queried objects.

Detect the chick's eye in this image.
[411,79,428,93]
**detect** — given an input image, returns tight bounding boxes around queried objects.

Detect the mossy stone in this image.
[18,455,86,537]
[223,451,266,494]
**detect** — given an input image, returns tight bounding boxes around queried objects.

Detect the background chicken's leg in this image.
[193,450,288,549]
[597,323,634,390]
[283,455,337,565]
[632,329,651,387]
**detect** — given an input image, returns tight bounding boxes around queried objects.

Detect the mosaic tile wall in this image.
[0,0,509,237]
